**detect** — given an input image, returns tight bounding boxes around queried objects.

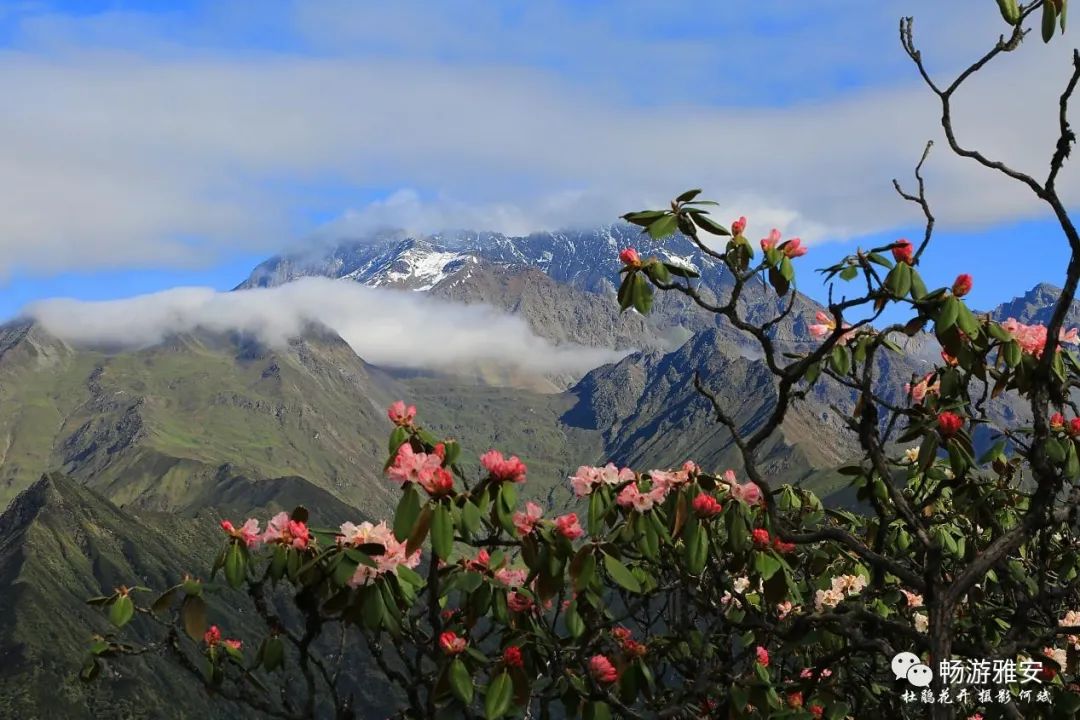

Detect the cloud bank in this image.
[1,1,1078,275]
[24,278,626,375]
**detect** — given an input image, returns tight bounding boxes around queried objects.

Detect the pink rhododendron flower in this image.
[952,273,973,297]
[340,520,419,586]
[616,482,662,512]
[1001,317,1080,357]
[732,216,747,235]
[568,463,632,496]
[807,310,855,345]
[513,501,544,535]
[262,512,310,549]
[760,228,782,252]
[755,646,770,667]
[892,239,914,264]
[781,238,807,258]
[386,444,443,486]
[902,590,924,609]
[439,631,466,655]
[221,518,262,548]
[386,400,416,427]
[619,248,641,265]
[420,466,454,497]
[589,654,619,684]
[224,639,242,652]
[480,450,527,484]
[494,567,529,588]
[730,481,764,506]
[554,513,584,540]
[905,373,940,403]
[507,591,534,613]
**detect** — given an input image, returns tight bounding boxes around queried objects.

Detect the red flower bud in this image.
[589,654,619,683]
[937,411,964,439]
[691,492,723,518]
[952,273,973,298]
[1069,418,1080,437]
[503,645,524,668]
[752,528,771,548]
[892,239,915,265]
[619,248,640,265]
[1051,412,1066,431]
[439,631,466,655]
[732,216,747,236]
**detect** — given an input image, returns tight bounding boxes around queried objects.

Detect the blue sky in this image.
[0,1,1077,322]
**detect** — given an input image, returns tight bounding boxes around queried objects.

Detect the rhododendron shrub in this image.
[81,6,1080,720]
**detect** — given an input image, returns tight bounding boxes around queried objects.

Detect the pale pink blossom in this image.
[808,310,854,345]
[901,590,924,609]
[386,444,443,486]
[262,512,310,549]
[568,463,632,497]
[386,400,416,426]
[904,373,940,403]
[494,567,529,588]
[617,483,659,512]
[513,501,544,535]
[761,229,782,252]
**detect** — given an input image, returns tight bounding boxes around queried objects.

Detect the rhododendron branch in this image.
[1048,49,1080,190]
[892,140,936,260]
[901,16,1046,198]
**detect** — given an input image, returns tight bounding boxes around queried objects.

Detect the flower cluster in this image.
[814,575,867,612]
[386,400,416,427]
[386,444,454,496]
[339,520,421,586]
[1001,317,1080,357]
[220,518,261,547]
[568,463,634,497]
[480,450,528,484]
[262,511,311,549]
[760,229,807,258]
[808,310,854,345]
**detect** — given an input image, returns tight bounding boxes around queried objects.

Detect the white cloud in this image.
[0,2,1077,275]
[24,277,626,375]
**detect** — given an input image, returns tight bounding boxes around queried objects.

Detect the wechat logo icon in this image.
[892,652,933,688]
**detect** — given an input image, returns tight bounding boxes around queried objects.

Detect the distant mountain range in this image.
[0,225,1074,717]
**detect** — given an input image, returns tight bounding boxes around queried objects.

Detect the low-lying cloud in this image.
[25,278,627,375]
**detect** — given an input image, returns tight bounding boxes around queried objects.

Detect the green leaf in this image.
[685,522,708,575]
[394,484,422,542]
[752,551,782,581]
[676,188,702,202]
[449,658,474,705]
[564,599,586,638]
[909,269,928,300]
[461,500,482,537]
[261,636,284,672]
[956,301,980,338]
[602,553,641,593]
[1044,0,1059,42]
[830,345,851,376]
[583,701,612,720]
[616,272,635,312]
[181,595,208,642]
[150,586,179,616]
[431,503,454,560]
[388,426,409,456]
[485,671,514,719]
[779,256,795,282]
[631,274,653,314]
[692,213,730,236]
[224,542,245,589]
[663,261,700,279]
[646,214,678,239]
[109,595,134,628]
[937,296,959,332]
